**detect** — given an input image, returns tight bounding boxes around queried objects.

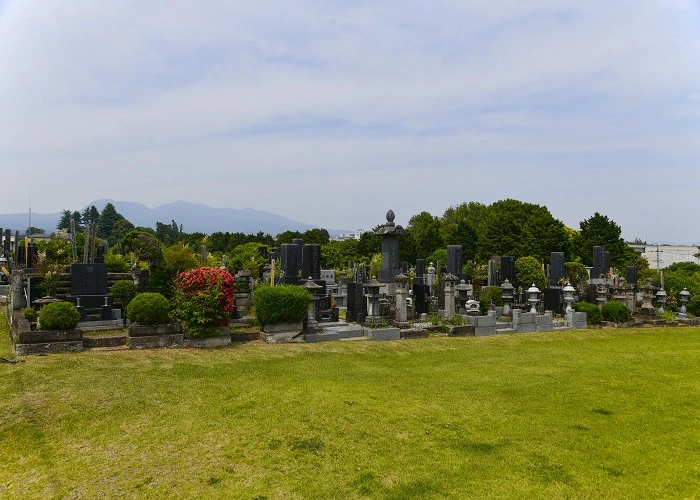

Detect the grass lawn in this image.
[1,313,699,499]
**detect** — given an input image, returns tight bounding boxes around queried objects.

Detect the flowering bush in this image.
[174,266,235,337]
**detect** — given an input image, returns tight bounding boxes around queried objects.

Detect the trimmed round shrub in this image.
[253,285,310,326]
[39,301,81,330]
[601,301,631,323]
[478,286,503,315]
[515,256,546,291]
[127,292,171,325]
[111,280,138,308]
[573,302,601,325]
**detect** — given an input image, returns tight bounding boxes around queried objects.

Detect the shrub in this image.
[686,295,700,317]
[601,301,631,323]
[253,285,310,326]
[478,286,503,315]
[173,266,235,337]
[21,307,38,323]
[39,301,81,330]
[111,280,137,308]
[573,302,601,325]
[127,293,171,325]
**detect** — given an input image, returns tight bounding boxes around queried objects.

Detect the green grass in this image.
[1,312,699,499]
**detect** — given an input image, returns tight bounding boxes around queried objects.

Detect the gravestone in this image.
[626,266,637,286]
[66,263,113,321]
[292,238,304,269]
[415,259,425,285]
[549,252,565,287]
[27,245,38,269]
[17,246,25,268]
[592,246,603,279]
[70,263,108,295]
[346,282,357,322]
[4,229,11,257]
[375,210,405,283]
[302,244,321,280]
[500,256,515,286]
[279,243,300,284]
[270,247,279,262]
[258,246,269,260]
[447,245,464,280]
[412,283,429,315]
[354,268,367,324]
[487,258,499,287]
[602,249,611,276]
[543,288,563,315]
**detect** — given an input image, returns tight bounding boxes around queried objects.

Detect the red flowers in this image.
[174,267,236,335]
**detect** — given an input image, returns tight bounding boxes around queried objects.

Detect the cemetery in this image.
[1,207,698,356]
[1,203,699,497]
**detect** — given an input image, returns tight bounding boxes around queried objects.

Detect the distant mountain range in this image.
[0,199,347,237]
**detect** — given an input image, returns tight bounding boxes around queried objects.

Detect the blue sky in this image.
[1,1,699,243]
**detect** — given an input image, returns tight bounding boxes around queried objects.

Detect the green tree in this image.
[275,230,303,246]
[516,205,570,261]
[574,212,628,268]
[515,256,546,291]
[440,202,486,262]
[302,228,330,246]
[57,210,73,231]
[357,228,381,261]
[121,230,163,265]
[402,211,442,263]
[81,205,99,228]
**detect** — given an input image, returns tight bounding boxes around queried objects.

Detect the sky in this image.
[1,1,700,244]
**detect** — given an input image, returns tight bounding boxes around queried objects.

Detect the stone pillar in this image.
[10,270,26,310]
[395,285,408,323]
[443,273,458,320]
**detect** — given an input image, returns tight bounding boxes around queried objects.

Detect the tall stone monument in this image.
[375,210,405,283]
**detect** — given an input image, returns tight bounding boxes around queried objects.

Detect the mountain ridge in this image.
[0,199,347,236]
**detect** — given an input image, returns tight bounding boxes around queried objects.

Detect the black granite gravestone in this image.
[279,243,300,284]
[71,263,108,295]
[549,252,565,286]
[544,287,563,314]
[501,256,515,286]
[346,282,356,322]
[592,246,603,278]
[602,249,611,276]
[415,259,425,285]
[302,244,321,280]
[626,266,637,286]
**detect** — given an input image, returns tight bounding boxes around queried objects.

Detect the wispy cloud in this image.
[1,0,699,242]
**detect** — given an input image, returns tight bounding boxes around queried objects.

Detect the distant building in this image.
[634,244,700,270]
[333,229,365,241]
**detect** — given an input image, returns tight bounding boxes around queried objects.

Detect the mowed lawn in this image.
[1,314,699,499]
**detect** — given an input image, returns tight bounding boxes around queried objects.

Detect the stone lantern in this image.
[394,273,409,323]
[640,279,655,317]
[363,277,382,325]
[656,287,667,316]
[678,288,691,318]
[455,280,472,315]
[563,284,576,324]
[427,262,436,294]
[526,283,541,314]
[500,279,514,316]
[301,277,323,332]
[443,273,458,320]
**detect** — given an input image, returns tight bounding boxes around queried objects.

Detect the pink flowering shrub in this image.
[174,266,235,337]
